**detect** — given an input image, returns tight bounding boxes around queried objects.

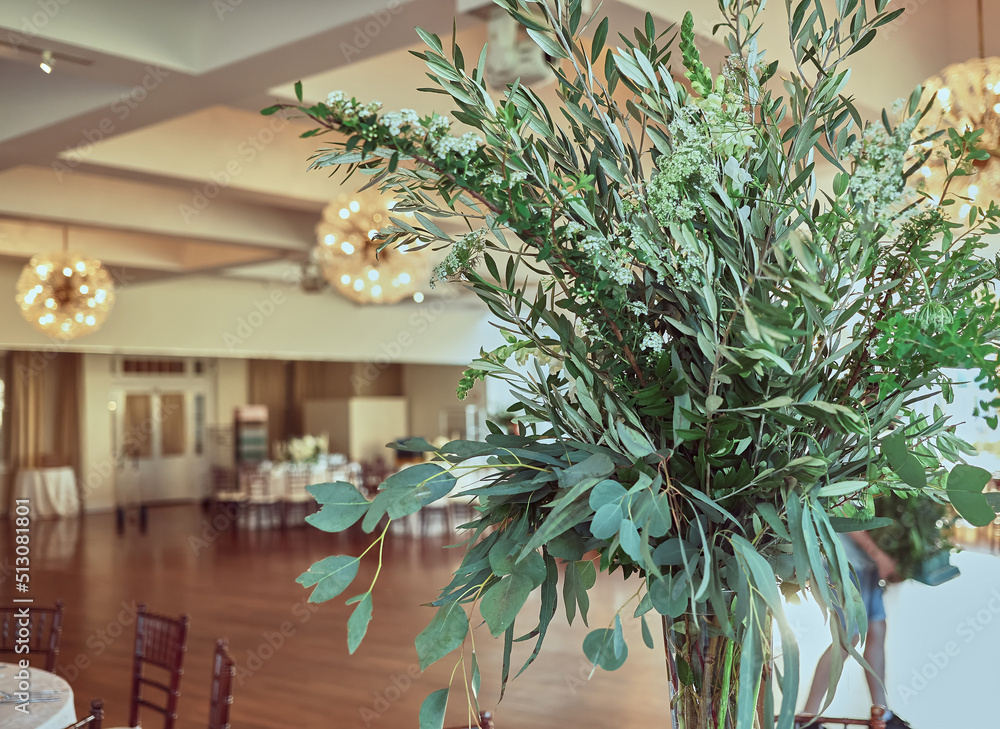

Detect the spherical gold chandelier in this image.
[314,191,429,305]
[918,57,1000,211]
[15,228,116,339]
[916,1,1000,213]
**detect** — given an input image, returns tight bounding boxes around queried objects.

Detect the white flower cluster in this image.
[640,330,665,352]
[648,107,715,225]
[626,301,648,317]
[426,115,450,135]
[694,92,757,159]
[325,91,381,120]
[485,169,528,187]
[563,229,634,288]
[605,249,634,286]
[381,109,421,135]
[429,131,482,158]
[431,228,488,286]
[846,115,920,231]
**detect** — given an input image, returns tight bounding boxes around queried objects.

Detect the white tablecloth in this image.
[13,469,80,519]
[0,662,76,729]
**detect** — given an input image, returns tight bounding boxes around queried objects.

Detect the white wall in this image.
[80,353,116,512]
[214,357,248,425]
[0,259,501,364]
[401,363,485,442]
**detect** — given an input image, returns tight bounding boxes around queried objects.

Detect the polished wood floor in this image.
[0,506,671,728]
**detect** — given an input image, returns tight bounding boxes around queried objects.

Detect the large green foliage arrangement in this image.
[276,0,1000,726]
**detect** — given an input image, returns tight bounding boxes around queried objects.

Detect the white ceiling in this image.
[0,0,993,294]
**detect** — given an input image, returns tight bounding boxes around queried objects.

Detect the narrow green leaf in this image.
[526,27,569,59]
[616,422,655,457]
[471,651,481,700]
[346,593,373,654]
[640,614,654,649]
[815,480,868,498]
[591,17,609,64]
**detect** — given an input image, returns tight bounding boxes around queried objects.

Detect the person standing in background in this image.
[799,530,912,729]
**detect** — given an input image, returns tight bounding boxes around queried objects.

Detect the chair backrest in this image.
[360,458,389,496]
[90,698,104,729]
[129,603,190,729]
[210,466,235,494]
[0,599,65,671]
[285,464,310,497]
[62,698,103,729]
[208,638,236,729]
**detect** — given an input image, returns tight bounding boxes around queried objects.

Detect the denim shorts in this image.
[834,563,886,636]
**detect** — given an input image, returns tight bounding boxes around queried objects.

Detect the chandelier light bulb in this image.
[40,50,54,74]
[413,292,424,303]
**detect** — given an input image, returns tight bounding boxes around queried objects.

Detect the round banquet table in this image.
[0,662,76,729]
[13,468,80,518]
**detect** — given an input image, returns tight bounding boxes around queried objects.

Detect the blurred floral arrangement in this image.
[277,434,329,464]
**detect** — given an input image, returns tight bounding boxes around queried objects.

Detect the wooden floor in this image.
[0,506,671,728]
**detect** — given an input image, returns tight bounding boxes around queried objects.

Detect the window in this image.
[160,393,186,457]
